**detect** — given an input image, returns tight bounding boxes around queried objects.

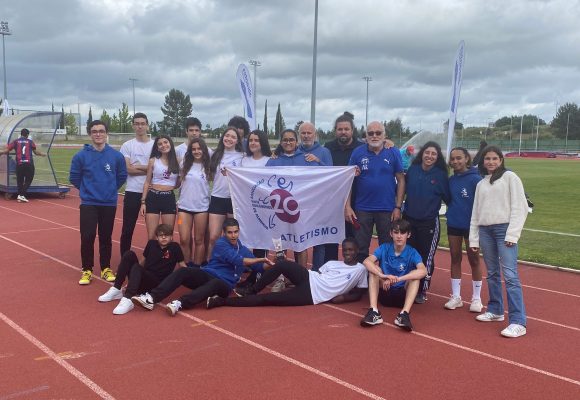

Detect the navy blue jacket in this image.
[404,163,450,221]
[69,144,127,206]
[446,167,482,230]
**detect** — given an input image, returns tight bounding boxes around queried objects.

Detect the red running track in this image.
[0,190,579,399]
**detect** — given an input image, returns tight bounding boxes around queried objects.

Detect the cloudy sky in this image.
[2,0,580,132]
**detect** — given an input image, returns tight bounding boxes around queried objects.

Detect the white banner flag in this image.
[445,40,465,159]
[235,63,257,131]
[228,166,355,252]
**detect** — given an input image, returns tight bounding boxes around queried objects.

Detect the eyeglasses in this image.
[90,130,107,135]
[282,138,297,143]
[367,131,383,137]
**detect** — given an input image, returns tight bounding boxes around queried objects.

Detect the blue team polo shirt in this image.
[373,243,423,288]
[348,145,403,211]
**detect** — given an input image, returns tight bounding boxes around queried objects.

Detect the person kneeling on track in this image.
[206,238,368,309]
[131,218,272,316]
[360,219,427,332]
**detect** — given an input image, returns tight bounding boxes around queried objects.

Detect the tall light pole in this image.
[518,115,524,156]
[129,78,138,114]
[362,76,372,128]
[565,112,570,152]
[1,21,11,102]
[535,115,539,151]
[310,0,319,124]
[248,59,261,120]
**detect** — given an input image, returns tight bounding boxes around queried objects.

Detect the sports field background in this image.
[44,147,580,270]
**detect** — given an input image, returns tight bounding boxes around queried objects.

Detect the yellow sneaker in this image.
[79,270,92,285]
[101,267,116,282]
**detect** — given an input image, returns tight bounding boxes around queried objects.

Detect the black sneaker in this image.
[360,308,383,327]
[233,286,256,298]
[394,311,413,331]
[414,293,427,304]
[206,295,225,309]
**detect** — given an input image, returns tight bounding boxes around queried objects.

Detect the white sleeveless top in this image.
[151,158,178,186]
[178,163,210,212]
[211,150,244,198]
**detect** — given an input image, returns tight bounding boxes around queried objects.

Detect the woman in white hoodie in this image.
[469,146,528,338]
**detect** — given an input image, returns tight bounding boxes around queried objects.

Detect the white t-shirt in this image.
[176,142,214,161]
[120,138,154,193]
[240,155,269,167]
[308,261,368,305]
[211,150,244,198]
[178,163,210,212]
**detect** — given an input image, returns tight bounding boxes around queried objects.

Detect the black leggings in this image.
[16,163,35,196]
[113,251,162,298]
[150,268,230,309]
[225,260,314,307]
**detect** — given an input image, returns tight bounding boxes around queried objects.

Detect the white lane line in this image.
[176,312,386,400]
[0,227,70,235]
[36,199,143,227]
[323,304,580,387]
[0,235,385,400]
[0,312,116,400]
[434,266,580,298]
[426,292,580,332]
[0,385,49,400]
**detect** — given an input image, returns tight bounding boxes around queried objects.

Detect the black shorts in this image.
[208,196,233,215]
[177,208,205,216]
[447,226,469,239]
[378,286,406,308]
[145,189,176,215]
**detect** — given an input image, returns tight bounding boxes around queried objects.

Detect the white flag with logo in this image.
[445,40,465,159]
[235,63,256,131]
[228,166,355,252]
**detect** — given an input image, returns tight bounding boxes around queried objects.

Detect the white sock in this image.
[372,307,379,312]
[451,279,462,298]
[472,281,482,300]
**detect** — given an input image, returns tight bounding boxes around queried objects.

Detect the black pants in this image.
[150,268,230,309]
[120,191,142,256]
[16,163,35,196]
[405,215,440,296]
[79,205,117,271]
[225,261,314,307]
[114,251,162,298]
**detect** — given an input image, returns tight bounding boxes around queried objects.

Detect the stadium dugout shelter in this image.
[0,111,70,199]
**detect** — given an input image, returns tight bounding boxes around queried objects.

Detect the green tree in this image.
[150,122,159,137]
[274,103,286,137]
[551,103,580,140]
[110,113,120,132]
[86,106,93,128]
[99,110,112,131]
[159,89,193,136]
[294,120,304,133]
[117,103,132,133]
[263,100,269,135]
[60,105,65,129]
[64,112,78,135]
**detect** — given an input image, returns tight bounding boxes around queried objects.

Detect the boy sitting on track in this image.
[132,218,272,315]
[206,238,368,309]
[97,224,186,314]
[360,219,427,332]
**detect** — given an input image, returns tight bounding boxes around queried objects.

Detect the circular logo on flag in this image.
[268,188,300,223]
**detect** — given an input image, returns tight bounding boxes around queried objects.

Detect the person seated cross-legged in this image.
[360,219,427,332]
[206,238,368,309]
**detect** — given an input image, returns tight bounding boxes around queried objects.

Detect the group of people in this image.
[65,110,529,337]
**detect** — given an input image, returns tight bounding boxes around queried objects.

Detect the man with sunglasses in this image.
[345,121,405,262]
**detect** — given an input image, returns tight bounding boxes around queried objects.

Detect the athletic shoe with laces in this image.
[414,292,427,304]
[166,300,182,316]
[469,298,484,313]
[360,308,383,327]
[113,297,134,315]
[17,195,29,203]
[100,267,116,282]
[131,293,155,310]
[394,311,413,331]
[476,311,504,322]
[206,295,225,309]
[98,286,123,302]
[444,295,463,310]
[233,285,256,298]
[500,324,527,338]
[79,270,92,285]
[271,276,286,293]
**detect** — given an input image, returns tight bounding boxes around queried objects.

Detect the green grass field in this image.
[47,147,580,269]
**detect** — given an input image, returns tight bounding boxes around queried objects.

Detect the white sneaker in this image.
[469,298,483,313]
[476,311,505,322]
[113,297,134,315]
[501,324,527,338]
[271,276,286,292]
[17,195,28,203]
[166,300,182,316]
[444,295,463,310]
[131,293,155,310]
[98,286,123,302]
